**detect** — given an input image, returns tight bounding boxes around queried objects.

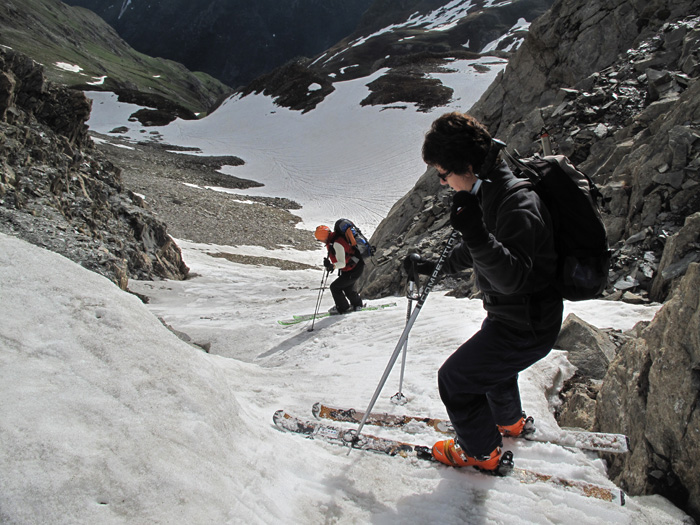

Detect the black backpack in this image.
[502,151,611,301]
[334,218,375,258]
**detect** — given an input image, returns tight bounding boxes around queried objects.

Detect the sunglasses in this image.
[436,169,452,182]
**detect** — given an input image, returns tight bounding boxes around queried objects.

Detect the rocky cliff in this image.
[361,0,700,307]
[597,261,700,519]
[358,1,700,519]
[0,47,189,289]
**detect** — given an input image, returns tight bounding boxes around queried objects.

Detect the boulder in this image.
[554,313,618,379]
[556,373,600,430]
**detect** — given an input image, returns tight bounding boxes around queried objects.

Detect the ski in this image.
[273,410,625,505]
[312,403,629,454]
[277,302,397,326]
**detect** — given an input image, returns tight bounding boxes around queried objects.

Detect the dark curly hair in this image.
[422,112,492,175]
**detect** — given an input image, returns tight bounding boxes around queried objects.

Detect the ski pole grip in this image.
[406,252,422,282]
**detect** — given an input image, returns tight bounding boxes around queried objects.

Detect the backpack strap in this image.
[477,139,506,180]
[502,148,542,182]
[344,227,358,247]
[504,179,532,193]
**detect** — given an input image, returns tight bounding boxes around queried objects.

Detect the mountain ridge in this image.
[62,0,376,89]
[0,0,232,121]
[238,0,554,113]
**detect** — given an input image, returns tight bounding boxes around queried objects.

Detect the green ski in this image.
[278,302,397,326]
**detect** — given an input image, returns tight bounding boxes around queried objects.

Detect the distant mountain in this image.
[239,0,553,112]
[0,0,232,119]
[61,0,375,89]
[2,0,552,119]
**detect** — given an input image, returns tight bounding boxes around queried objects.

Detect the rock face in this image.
[471,0,700,141]
[596,263,700,520]
[0,47,188,289]
[361,1,700,306]
[357,1,700,519]
[650,211,700,301]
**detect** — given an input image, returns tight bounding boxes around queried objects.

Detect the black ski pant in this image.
[437,315,561,458]
[330,259,364,313]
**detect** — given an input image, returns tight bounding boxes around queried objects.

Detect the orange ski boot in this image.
[498,413,535,437]
[432,439,501,471]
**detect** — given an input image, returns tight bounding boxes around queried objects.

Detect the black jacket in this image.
[443,160,562,331]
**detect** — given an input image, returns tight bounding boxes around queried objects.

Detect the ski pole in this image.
[395,253,423,402]
[391,278,417,405]
[349,229,461,451]
[308,269,330,332]
[540,127,553,156]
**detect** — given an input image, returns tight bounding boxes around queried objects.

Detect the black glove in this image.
[450,191,489,245]
[323,257,333,272]
[403,253,436,281]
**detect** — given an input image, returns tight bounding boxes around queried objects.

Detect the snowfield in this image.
[85,56,507,236]
[1,234,690,524]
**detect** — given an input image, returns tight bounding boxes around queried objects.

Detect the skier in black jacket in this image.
[405,112,563,471]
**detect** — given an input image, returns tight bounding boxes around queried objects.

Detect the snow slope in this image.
[0,233,691,524]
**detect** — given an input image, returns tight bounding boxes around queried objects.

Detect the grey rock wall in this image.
[361,1,700,305]
[0,48,189,289]
[358,3,700,518]
[596,263,700,521]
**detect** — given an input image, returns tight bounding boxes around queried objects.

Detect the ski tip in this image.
[311,402,321,418]
[273,409,293,428]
